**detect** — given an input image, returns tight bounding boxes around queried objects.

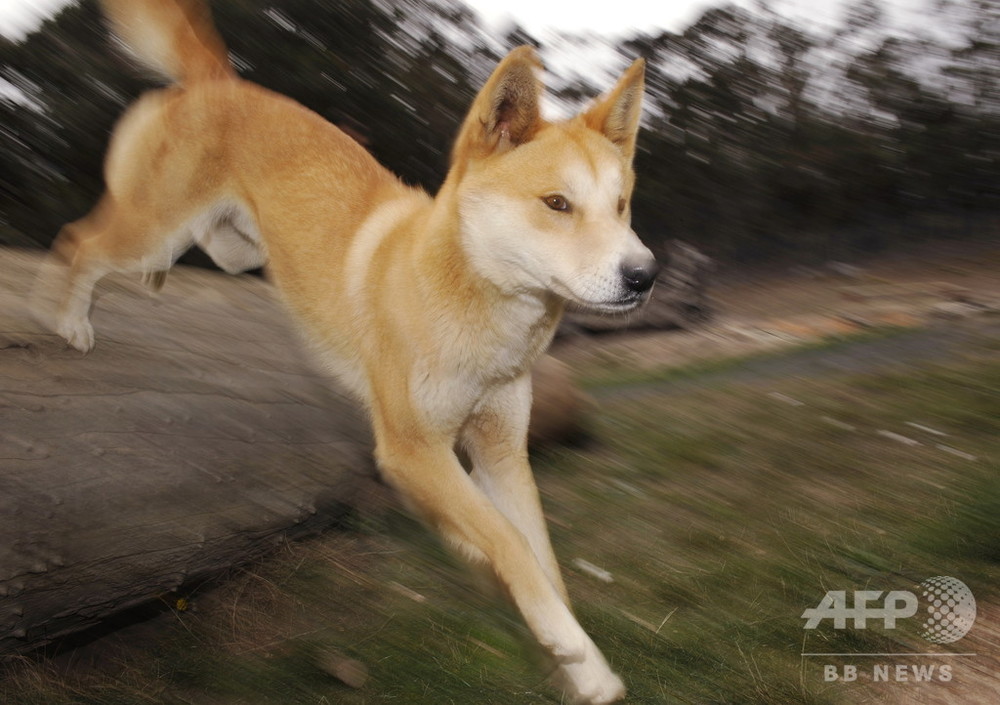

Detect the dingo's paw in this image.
[553,640,625,705]
[57,315,95,352]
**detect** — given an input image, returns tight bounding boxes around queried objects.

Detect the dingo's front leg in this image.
[373,428,592,660]
[462,375,567,599]
[461,377,625,704]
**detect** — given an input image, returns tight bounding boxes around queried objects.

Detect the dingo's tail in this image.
[101,0,233,83]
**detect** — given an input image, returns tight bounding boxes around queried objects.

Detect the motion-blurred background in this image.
[2,0,997,264]
[1,2,998,704]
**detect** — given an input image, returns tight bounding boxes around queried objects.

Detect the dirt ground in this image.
[553,238,1000,378]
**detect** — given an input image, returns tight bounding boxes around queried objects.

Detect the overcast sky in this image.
[0,0,957,48]
[0,0,861,40]
[471,0,734,36]
[0,0,70,38]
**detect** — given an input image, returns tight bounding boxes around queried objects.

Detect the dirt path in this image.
[591,319,999,402]
[552,238,1000,381]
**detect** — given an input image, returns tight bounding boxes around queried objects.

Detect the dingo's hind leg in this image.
[43,196,193,351]
[46,219,107,352]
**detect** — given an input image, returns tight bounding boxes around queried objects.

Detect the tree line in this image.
[1,0,997,264]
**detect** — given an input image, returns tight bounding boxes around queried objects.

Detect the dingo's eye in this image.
[543,194,570,212]
[617,197,627,215]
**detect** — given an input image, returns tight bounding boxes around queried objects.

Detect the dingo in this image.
[41,1,657,701]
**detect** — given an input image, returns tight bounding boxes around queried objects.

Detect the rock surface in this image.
[0,249,375,656]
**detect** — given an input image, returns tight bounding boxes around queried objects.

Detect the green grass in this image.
[4,323,998,704]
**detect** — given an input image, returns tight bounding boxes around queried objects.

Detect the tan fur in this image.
[40,2,658,702]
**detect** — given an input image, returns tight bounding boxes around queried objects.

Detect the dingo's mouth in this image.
[574,292,651,315]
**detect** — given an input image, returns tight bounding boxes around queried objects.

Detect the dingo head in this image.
[451,47,658,314]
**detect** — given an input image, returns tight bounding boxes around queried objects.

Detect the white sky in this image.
[469,0,732,37]
[0,0,856,40]
[0,0,949,45]
[0,0,70,38]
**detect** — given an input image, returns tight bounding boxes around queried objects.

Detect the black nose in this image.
[621,258,659,294]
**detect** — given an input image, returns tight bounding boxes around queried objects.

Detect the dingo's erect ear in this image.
[582,58,645,163]
[451,46,544,165]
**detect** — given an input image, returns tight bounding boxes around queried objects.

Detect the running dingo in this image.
[41,1,657,701]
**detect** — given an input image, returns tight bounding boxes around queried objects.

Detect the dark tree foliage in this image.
[0,0,481,255]
[1,0,997,264]
[621,4,999,261]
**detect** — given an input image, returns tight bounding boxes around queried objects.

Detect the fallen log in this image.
[0,249,378,656]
